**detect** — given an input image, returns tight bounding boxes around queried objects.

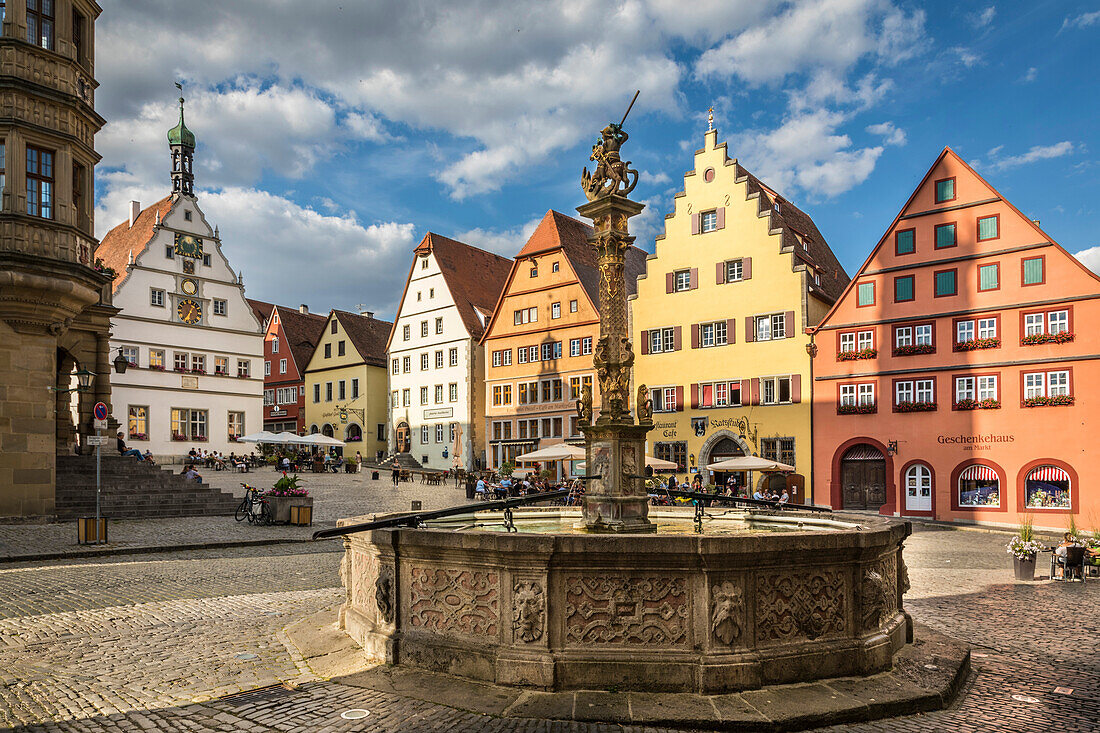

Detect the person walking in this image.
[355,451,363,474]
[391,460,401,488]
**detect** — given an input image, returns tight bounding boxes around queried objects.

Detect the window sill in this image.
[837,349,877,361]
[952,400,1001,411]
[1021,333,1075,346]
[892,345,936,357]
[953,339,1000,352]
[1022,397,1075,407]
[837,405,877,415]
[894,402,937,413]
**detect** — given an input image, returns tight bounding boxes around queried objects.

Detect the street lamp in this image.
[51,366,96,394]
[113,348,130,374]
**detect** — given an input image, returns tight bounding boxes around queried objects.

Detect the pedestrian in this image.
[391,460,400,487]
[355,451,363,474]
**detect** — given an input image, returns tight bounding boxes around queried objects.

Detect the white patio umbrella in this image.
[270,431,308,445]
[296,433,346,447]
[645,455,678,470]
[236,431,282,444]
[516,443,585,462]
[705,456,795,472]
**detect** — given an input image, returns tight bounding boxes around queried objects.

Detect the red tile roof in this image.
[272,305,328,373]
[415,233,512,341]
[94,196,176,293]
[333,310,394,368]
[247,298,274,327]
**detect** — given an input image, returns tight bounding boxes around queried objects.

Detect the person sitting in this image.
[752,488,766,501]
[181,465,202,483]
[475,476,488,498]
[116,433,144,459]
[142,450,155,464]
[778,490,790,504]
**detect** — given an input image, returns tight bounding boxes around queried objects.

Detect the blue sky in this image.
[93,0,1100,317]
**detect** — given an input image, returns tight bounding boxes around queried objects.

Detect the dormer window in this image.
[184,210,192,221]
[935,177,956,203]
[530,265,538,278]
[420,258,429,269]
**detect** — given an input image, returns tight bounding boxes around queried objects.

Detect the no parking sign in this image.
[93,402,108,430]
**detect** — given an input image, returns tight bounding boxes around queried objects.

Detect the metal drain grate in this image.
[218,683,299,705]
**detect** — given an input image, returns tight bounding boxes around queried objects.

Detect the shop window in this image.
[760,437,795,467]
[1024,465,1072,509]
[958,464,999,507]
[654,441,687,472]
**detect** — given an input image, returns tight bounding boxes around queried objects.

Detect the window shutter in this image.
[675,385,684,411]
[673,326,682,351]
[741,379,750,403]
[665,272,674,293]
[690,324,699,349]
[745,316,755,342]
[640,330,649,355]
[716,262,726,284]
[651,388,660,408]
[690,383,699,409]
[742,257,752,280]
[750,378,761,405]
[785,310,796,337]
[691,213,701,235]
[791,374,802,403]
[716,207,725,230]
[689,268,699,289]
[726,318,736,344]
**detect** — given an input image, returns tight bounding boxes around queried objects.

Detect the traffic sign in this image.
[93,418,107,430]
[93,402,108,421]
[86,435,110,446]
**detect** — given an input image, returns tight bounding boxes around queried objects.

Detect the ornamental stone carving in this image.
[512,580,545,643]
[756,569,846,643]
[375,566,395,624]
[710,580,745,646]
[899,551,911,596]
[351,551,374,611]
[564,575,687,646]
[860,568,888,632]
[408,567,499,637]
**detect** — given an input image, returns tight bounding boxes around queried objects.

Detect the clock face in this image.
[177,298,202,324]
[174,233,204,259]
[181,278,197,295]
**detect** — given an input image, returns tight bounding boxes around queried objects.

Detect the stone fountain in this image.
[336,111,913,694]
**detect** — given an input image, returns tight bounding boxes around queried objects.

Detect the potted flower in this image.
[129,432,148,441]
[265,473,313,523]
[1006,515,1044,580]
[150,364,166,371]
[893,343,936,356]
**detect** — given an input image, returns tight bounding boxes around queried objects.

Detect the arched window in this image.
[1025,465,1071,509]
[905,464,931,500]
[309,424,319,435]
[958,464,999,507]
[322,423,334,438]
[346,424,362,442]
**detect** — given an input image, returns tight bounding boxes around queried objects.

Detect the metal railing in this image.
[656,488,831,514]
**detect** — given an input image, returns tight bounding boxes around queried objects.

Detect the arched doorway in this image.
[700,430,750,491]
[840,443,886,509]
[395,421,410,454]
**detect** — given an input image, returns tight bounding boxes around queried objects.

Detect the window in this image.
[1023,370,1071,402]
[191,355,205,373]
[277,358,285,374]
[149,349,164,369]
[569,339,580,357]
[165,245,174,260]
[649,327,675,353]
[150,289,165,307]
[169,408,208,442]
[915,324,933,346]
[701,210,718,233]
[174,352,189,372]
[402,388,410,407]
[392,358,399,375]
[654,441,687,472]
[894,275,914,302]
[755,313,786,341]
[26,146,53,218]
[391,391,399,407]
[492,350,502,367]
[699,321,728,347]
[276,387,295,404]
[72,9,86,63]
[215,356,228,375]
[659,387,679,412]
[325,382,333,401]
[202,254,211,267]
[956,320,974,343]
[420,353,428,370]
[449,383,458,401]
[551,302,561,319]
[402,356,411,373]
[569,300,578,313]
[553,341,562,359]
[725,259,743,282]
[184,211,192,221]
[351,378,359,399]
[517,347,527,364]
[760,438,795,468]
[934,177,955,203]
[336,340,345,357]
[324,343,331,359]
[978,263,999,291]
[674,270,691,291]
[435,350,443,369]
[237,360,250,378]
[26,0,53,50]
[421,258,429,270]
[761,376,792,405]
[435,384,443,403]
[857,281,875,307]
[337,380,346,400]
[895,229,915,255]
[698,381,740,408]
[120,345,138,366]
[977,215,999,241]
[420,386,428,405]
[1048,309,1069,335]
[1025,465,1071,509]
[958,464,999,507]
[212,299,227,316]
[934,223,956,249]
[449,348,459,366]
[858,383,875,406]
[228,411,244,440]
[839,384,857,407]
[579,336,591,355]
[934,269,957,297]
[264,389,275,406]
[541,381,551,402]
[270,337,280,354]
[551,261,560,273]
[403,324,410,341]
[530,265,538,278]
[420,321,428,337]
[435,317,443,334]
[895,379,934,408]
[513,306,538,325]
[421,426,429,443]
[1022,257,1044,285]
[840,332,856,352]
[905,465,932,503]
[0,141,4,193]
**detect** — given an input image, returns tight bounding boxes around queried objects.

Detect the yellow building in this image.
[303,309,393,460]
[630,125,849,500]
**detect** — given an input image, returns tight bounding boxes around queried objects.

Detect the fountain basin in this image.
[338,507,911,693]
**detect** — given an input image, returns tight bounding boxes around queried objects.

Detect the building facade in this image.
[481,210,647,472]
[256,303,326,434]
[0,0,115,516]
[302,310,391,459]
[630,125,849,498]
[811,147,1099,529]
[97,100,264,458]
[387,233,510,470]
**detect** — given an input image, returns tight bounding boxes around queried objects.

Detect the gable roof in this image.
[95,196,176,293]
[419,233,512,341]
[333,310,394,368]
[272,305,328,373]
[247,298,274,327]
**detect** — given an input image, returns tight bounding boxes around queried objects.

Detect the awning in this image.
[960,465,998,482]
[1028,465,1069,483]
[516,444,585,462]
[494,439,537,447]
[843,445,883,461]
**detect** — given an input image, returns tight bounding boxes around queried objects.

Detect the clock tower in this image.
[168,95,195,196]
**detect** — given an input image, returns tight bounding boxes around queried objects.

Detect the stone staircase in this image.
[55,455,239,520]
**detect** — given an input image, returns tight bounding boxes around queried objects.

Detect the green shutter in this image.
[896,229,915,254]
[935,223,956,248]
[1023,257,1044,285]
[936,179,954,203]
[857,282,875,306]
[978,216,998,240]
[979,264,998,290]
[935,270,956,296]
[894,276,914,301]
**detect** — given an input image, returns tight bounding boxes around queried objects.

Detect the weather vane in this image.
[581,90,641,201]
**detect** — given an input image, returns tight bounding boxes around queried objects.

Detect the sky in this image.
[93,0,1100,318]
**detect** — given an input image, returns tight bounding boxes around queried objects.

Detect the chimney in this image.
[299,304,309,314]
[128,201,141,228]
[361,310,374,319]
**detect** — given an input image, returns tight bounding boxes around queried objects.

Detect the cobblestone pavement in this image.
[0,472,470,561]
[0,525,1096,732]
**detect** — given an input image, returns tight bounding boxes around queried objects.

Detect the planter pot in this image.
[265,495,314,523]
[1013,554,1036,581]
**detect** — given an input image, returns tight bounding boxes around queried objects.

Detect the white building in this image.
[386,233,511,470]
[96,97,263,458]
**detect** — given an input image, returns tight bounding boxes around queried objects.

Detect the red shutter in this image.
[640,330,649,355]
[690,324,699,349]
[690,383,699,409]
[785,310,796,337]
[665,272,674,293]
[689,268,699,289]
[726,318,736,344]
[743,257,752,280]
[791,374,802,403]
[716,207,725,230]
[745,316,755,342]
[673,326,682,351]
[750,378,761,406]
[716,261,726,284]
[675,385,684,411]
[691,213,700,235]
[740,379,750,405]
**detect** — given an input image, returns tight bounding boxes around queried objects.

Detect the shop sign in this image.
[654,420,677,437]
[424,407,453,419]
[691,417,707,437]
[937,433,1015,452]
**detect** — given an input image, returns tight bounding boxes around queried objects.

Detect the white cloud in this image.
[1061,10,1100,31]
[454,217,543,258]
[986,141,1076,171]
[866,121,907,146]
[951,47,983,68]
[1073,246,1100,275]
[1022,66,1038,83]
[970,6,996,27]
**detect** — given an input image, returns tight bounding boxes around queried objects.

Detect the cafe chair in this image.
[1056,546,1088,582]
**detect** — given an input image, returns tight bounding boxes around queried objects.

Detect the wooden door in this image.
[866,461,886,507]
[841,460,866,509]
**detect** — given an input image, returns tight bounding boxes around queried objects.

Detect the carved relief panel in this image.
[755,568,847,644]
[860,553,898,632]
[564,574,688,647]
[709,578,747,647]
[511,579,545,644]
[407,566,500,638]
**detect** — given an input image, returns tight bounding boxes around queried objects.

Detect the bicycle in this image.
[234,483,274,525]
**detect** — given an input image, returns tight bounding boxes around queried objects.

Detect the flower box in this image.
[193,435,208,442]
[837,348,877,361]
[1023,395,1074,407]
[171,433,187,441]
[953,398,1001,411]
[229,435,241,442]
[896,401,936,413]
[893,344,935,356]
[129,432,148,441]
[1022,332,1074,346]
[150,364,166,371]
[190,368,206,375]
[263,495,314,523]
[347,436,362,442]
[174,367,189,373]
[215,370,228,376]
[953,337,1000,352]
[838,403,877,415]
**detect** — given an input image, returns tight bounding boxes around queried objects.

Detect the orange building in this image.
[480,210,646,471]
[810,148,1099,530]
